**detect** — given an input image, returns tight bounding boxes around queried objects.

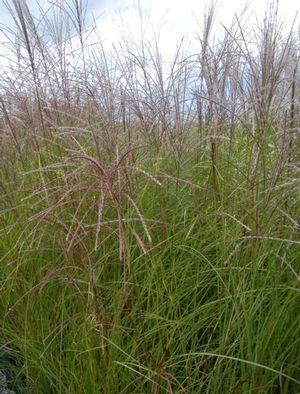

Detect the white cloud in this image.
[88,0,299,59]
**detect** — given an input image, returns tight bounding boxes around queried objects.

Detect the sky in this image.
[93,0,299,59]
[0,0,299,60]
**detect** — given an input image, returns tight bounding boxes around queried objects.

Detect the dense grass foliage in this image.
[1,131,299,393]
[0,0,299,392]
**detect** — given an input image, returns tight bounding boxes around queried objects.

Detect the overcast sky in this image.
[0,0,299,59]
